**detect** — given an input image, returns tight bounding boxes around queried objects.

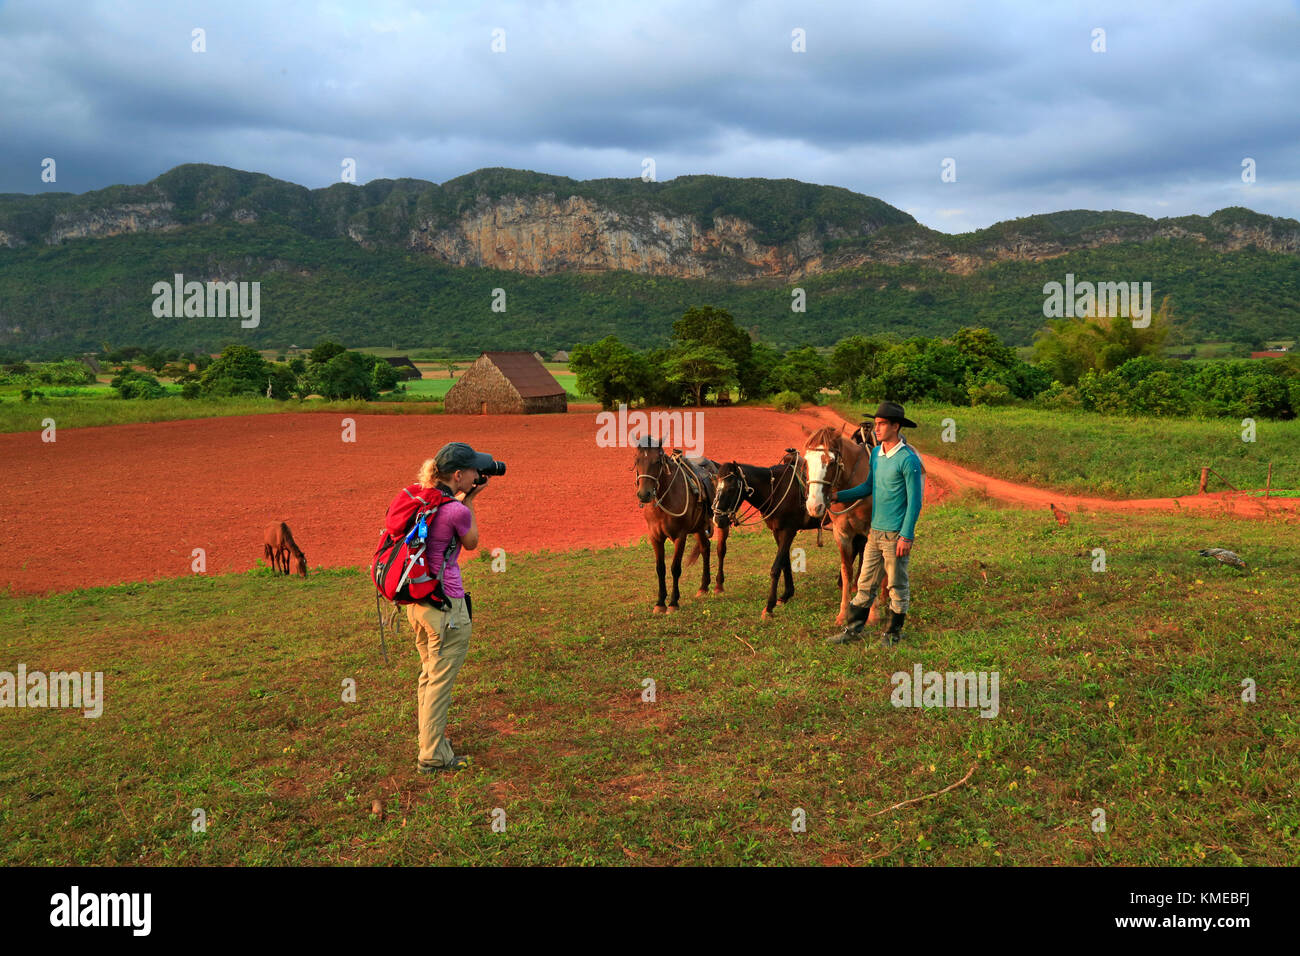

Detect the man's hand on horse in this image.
[896,537,913,557]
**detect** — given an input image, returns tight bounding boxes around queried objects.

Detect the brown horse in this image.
[263,521,307,577]
[803,426,887,625]
[633,437,717,613]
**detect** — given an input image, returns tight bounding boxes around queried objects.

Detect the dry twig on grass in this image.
[866,762,978,819]
[732,634,757,655]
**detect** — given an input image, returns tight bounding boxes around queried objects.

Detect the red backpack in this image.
[371,483,457,606]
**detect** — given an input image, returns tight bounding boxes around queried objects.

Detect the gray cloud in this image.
[1,0,1296,233]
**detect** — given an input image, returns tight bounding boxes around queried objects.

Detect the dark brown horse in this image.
[803,426,887,625]
[263,521,307,577]
[713,456,821,619]
[633,437,718,613]
[715,447,878,620]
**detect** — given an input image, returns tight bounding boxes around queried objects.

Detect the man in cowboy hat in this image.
[826,401,924,645]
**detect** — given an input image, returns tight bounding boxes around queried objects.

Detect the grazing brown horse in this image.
[263,521,307,577]
[803,426,888,625]
[633,437,718,613]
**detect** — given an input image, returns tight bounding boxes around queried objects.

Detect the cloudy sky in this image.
[2,0,1297,233]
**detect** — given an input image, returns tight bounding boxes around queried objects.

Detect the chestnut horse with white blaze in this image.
[803,426,887,625]
[633,436,718,613]
[263,521,308,577]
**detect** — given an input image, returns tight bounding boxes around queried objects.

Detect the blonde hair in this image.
[416,458,456,488]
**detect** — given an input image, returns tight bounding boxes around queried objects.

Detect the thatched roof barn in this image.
[444,351,568,414]
[383,356,423,379]
[551,350,570,362]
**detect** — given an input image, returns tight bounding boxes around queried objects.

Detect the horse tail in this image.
[685,537,703,567]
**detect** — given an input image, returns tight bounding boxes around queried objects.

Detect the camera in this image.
[474,459,506,485]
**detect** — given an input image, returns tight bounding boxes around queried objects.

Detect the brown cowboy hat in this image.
[872,402,918,428]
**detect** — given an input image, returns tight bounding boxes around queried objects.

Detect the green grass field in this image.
[0,395,443,433]
[0,369,591,432]
[840,400,1300,499]
[2,498,1296,865]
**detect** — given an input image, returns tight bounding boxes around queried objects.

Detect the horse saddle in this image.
[674,452,719,503]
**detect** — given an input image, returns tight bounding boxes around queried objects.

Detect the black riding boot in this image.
[826,601,872,645]
[882,610,907,646]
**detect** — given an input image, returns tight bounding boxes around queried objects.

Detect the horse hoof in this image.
[653,605,666,615]
[775,599,787,606]
[666,605,678,615]
[761,609,772,620]
[696,589,708,598]
[713,586,724,594]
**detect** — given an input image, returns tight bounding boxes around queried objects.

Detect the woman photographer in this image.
[408,441,492,774]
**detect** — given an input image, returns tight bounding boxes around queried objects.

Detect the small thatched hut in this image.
[384,356,423,379]
[444,351,568,414]
[551,350,569,363]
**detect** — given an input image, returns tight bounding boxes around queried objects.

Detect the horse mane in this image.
[805,425,841,450]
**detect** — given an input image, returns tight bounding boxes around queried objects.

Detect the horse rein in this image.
[716,459,806,526]
[634,450,703,519]
[807,443,866,518]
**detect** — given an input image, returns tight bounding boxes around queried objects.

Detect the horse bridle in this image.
[634,448,695,518]
[714,460,805,525]
[712,468,753,524]
[806,442,862,518]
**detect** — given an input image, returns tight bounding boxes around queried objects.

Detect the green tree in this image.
[830,335,889,400]
[315,350,378,400]
[369,357,400,392]
[1032,297,1173,385]
[570,336,655,409]
[768,345,831,402]
[309,339,348,366]
[662,344,736,407]
[200,344,272,397]
[672,306,759,398]
[746,341,783,400]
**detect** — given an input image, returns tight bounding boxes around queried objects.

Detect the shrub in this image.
[114,371,166,400]
[1033,381,1083,410]
[968,380,1014,406]
[1127,371,1190,416]
[772,390,802,412]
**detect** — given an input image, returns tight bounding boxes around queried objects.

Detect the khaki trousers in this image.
[406,596,472,767]
[849,528,911,614]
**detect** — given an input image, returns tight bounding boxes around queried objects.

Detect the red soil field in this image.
[4,404,1288,597]
[2,405,944,595]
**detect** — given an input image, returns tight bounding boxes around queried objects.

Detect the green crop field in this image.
[2,499,1295,865]
[840,400,1300,499]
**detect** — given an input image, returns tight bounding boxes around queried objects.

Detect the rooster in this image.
[1198,548,1246,569]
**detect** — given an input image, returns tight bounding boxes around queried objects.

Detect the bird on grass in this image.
[1198,548,1246,569]
[1049,503,1070,526]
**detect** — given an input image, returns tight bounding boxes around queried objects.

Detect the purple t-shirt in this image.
[427,497,473,598]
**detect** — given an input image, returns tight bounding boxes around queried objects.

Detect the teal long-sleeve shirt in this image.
[835,438,925,540]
